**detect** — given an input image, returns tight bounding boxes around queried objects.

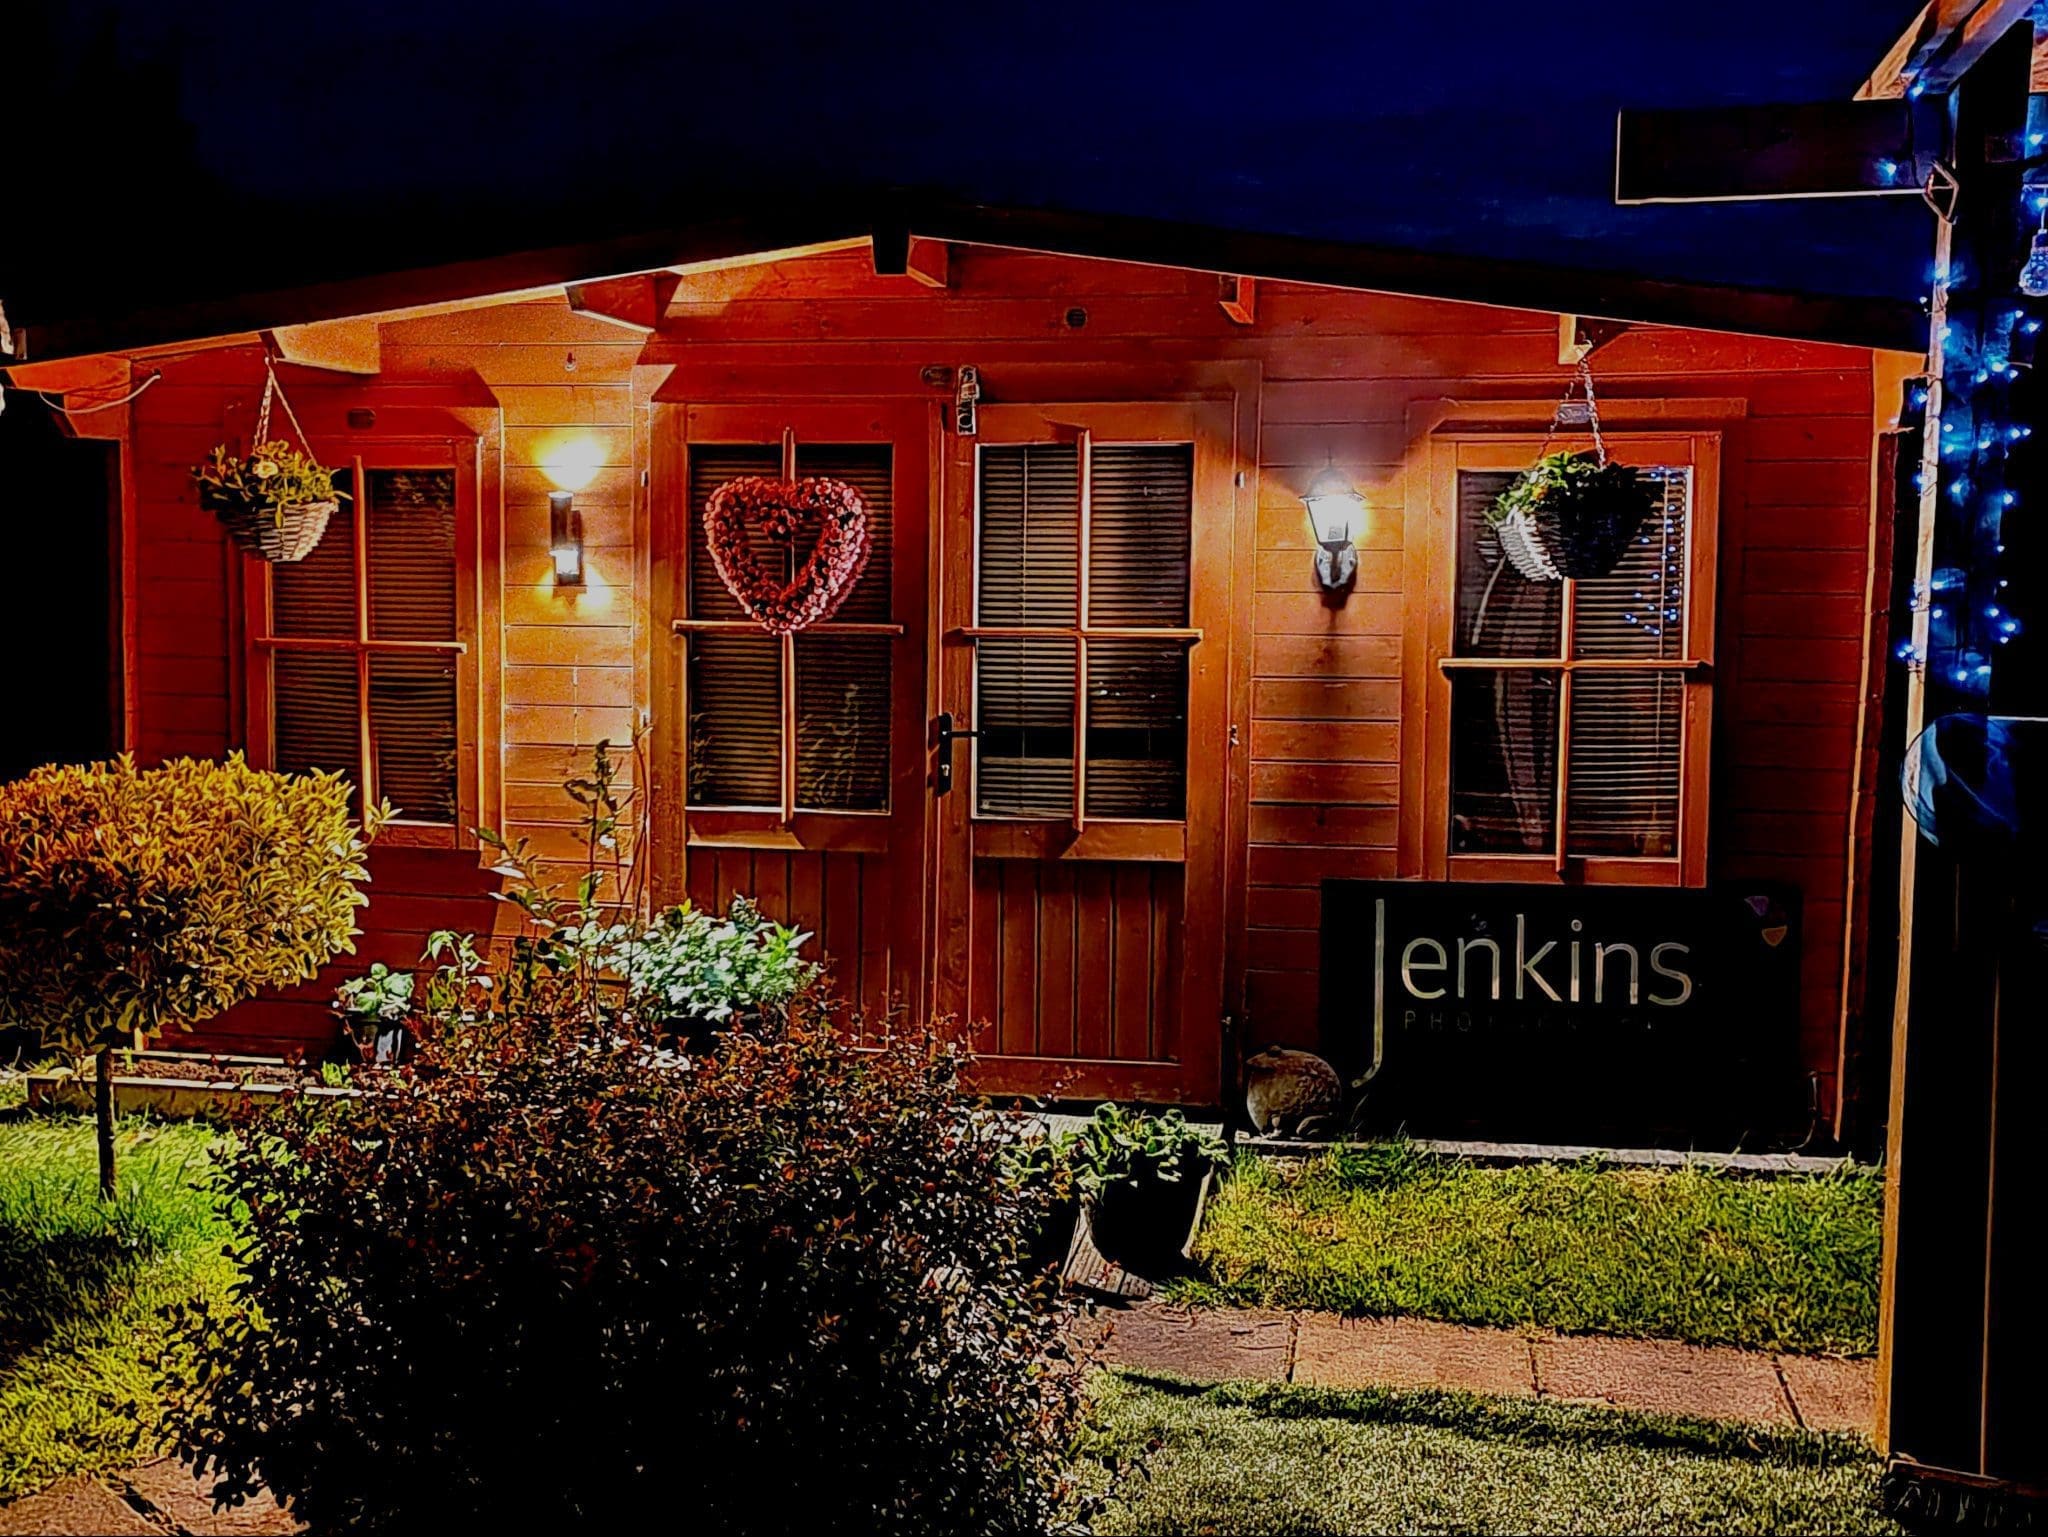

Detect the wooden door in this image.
[653,401,933,1031]
[934,402,1232,1104]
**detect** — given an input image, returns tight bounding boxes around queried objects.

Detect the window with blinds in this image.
[1449,466,1695,860]
[974,440,1194,821]
[684,443,893,812]
[269,467,461,824]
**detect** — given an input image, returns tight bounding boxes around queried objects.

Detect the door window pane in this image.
[978,444,1079,626]
[1566,671,1683,857]
[1085,640,1187,818]
[977,635,1075,816]
[1455,469,1561,659]
[797,634,889,811]
[1573,469,1690,660]
[370,653,459,824]
[1449,669,1559,854]
[1088,443,1192,626]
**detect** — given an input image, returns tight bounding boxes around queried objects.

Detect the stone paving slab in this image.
[0,1477,157,1536]
[1097,1304,1294,1382]
[117,1460,301,1536]
[1777,1353,1878,1435]
[1532,1333,1798,1425]
[1294,1314,1535,1397]
[1099,1303,1874,1436]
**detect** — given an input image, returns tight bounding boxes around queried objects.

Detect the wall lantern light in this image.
[1301,461,1364,593]
[549,490,585,587]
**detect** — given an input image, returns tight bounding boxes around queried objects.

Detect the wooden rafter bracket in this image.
[1558,314,1631,365]
[565,272,681,333]
[4,355,136,439]
[268,318,381,374]
[871,227,950,288]
[1218,274,1257,325]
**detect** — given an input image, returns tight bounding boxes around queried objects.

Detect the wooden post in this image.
[1878,22,2048,1521]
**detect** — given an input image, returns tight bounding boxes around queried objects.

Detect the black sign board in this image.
[1319,881,1803,1148]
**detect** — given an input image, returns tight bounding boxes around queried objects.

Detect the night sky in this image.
[13,1,1934,322]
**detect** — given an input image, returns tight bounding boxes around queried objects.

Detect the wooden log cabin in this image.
[3,212,1921,1144]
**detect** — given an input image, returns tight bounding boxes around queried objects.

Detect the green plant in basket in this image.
[194,439,347,527]
[1059,1102,1229,1201]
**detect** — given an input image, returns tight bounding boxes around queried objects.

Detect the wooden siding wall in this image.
[120,247,1876,1113]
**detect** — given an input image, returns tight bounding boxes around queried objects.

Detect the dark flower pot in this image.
[1087,1164,1214,1278]
[1495,476,1654,582]
[1022,1197,1079,1276]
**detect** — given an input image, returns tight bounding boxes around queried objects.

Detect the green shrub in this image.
[0,753,379,1192]
[167,979,1098,1532]
[603,896,819,1028]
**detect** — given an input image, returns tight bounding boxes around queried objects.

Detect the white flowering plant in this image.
[194,439,348,525]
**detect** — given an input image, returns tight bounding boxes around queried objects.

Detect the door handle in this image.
[933,711,979,796]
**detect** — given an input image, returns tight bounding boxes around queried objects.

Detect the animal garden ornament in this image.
[704,475,872,633]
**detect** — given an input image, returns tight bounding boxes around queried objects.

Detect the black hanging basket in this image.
[1489,362,1653,582]
[1491,453,1655,581]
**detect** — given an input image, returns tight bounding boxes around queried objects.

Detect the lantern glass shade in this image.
[549,490,584,586]
[1302,464,1363,591]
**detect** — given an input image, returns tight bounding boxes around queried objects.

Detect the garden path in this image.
[1092,1304,1875,1435]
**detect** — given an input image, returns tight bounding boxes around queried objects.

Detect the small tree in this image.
[0,753,378,1195]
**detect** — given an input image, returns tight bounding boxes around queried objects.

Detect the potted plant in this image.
[1487,449,1654,582]
[1063,1103,1229,1277]
[195,436,348,564]
[1001,1132,1082,1276]
[334,963,414,1066]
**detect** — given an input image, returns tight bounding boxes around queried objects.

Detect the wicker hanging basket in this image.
[193,361,346,564]
[1488,363,1653,582]
[205,490,340,563]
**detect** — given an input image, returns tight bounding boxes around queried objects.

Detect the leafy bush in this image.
[334,963,413,1027]
[168,989,1100,1532]
[193,440,347,521]
[1057,1102,1230,1201]
[603,896,819,1028]
[0,754,380,1191]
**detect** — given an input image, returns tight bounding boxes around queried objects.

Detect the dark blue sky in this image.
[21,1,1934,315]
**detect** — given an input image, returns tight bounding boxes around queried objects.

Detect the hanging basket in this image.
[203,488,341,563]
[1487,361,1652,582]
[191,361,348,564]
[1489,455,1654,581]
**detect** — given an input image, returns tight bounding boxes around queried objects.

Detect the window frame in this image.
[242,436,484,850]
[958,402,1226,864]
[669,402,927,853]
[1418,430,1721,888]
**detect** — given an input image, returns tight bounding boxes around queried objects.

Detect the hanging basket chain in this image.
[1536,358,1609,465]
[251,354,316,455]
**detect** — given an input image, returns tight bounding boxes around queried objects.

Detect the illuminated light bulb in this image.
[1877,158,1899,184]
[1950,476,1973,501]
[1933,606,1947,618]
[2022,225,2048,297]
[2003,490,2019,506]
[539,435,606,492]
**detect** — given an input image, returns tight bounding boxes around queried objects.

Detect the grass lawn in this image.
[1088,1374,1902,1536]
[0,1080,236,1501]
[1171,1144,1881,1356]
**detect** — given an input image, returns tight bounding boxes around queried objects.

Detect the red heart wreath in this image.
[703,475,873,633]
